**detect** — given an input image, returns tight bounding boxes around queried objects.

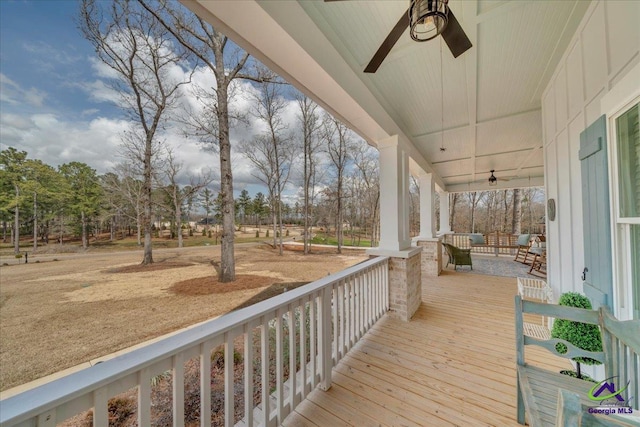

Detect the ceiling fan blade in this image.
[441,8,472,58]
[364,9,410,73]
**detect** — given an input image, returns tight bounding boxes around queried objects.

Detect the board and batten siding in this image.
[541,0,640,301]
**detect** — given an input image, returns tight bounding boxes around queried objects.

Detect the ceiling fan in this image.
[326,0,472,73]
[486,170,516,186]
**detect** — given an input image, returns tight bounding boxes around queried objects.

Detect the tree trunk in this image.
[336,178,343,254]
[43,220,49,244]
[14,185,20,254]
[217,82,235,282]
[512,188,522,235]
[450,193,458,232]
[503,190,509,232]
[272,204,277,249]
[371,189,380,246]
[59,214,64,246]
[470,192,478,233]
[303,145,310,255]
[175,187,183,248]
[141,134,153,265]
[3,220,7,243]
[81,211,88,249]
[278,200,284,256]
[32,192,37,252]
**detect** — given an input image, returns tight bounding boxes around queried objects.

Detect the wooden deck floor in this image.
[283,270,570,426]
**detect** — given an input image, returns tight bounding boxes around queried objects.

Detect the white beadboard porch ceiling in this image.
[186,0,591,192]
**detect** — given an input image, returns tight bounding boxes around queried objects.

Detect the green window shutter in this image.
[579,115,613,309]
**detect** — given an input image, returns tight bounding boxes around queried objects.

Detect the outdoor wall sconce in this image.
[547,198,556,221]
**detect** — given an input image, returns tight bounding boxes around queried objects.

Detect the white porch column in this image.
[438,191,452,234]
[418,172,436,239]
[376,135,411,252]
[368,135,421,322]
[414,172,442,277]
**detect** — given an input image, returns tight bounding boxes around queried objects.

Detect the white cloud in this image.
[1,113,35,131]
[1,113,126,173]
[22,41,82,71]
[78,79,122,104]
[0,73,47,107]
[2,37,373,204]
[81,108,100,117]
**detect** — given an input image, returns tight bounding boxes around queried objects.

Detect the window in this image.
[631,224,640,319]
[612,102,640,319]
[617,104,640,218]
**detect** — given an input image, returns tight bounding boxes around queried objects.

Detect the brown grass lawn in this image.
[0,244,366,392]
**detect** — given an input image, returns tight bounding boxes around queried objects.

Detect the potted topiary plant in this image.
[550,292,602,380]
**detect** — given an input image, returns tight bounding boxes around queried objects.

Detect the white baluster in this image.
[200,341,212,427]
[243,326,253,427]
[173,352,185,427]
[92,386,108,427]
[138,367,151,426]
[224,332,234,427]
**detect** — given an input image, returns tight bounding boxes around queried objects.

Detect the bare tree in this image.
[449,193,459,232]
[103,162,145,245]
[409,176,420,236]
[138,0,280,281]
[200,187,215,234]
[240,80,293,255]
[523,187,543,233]
[511,188,522,235]
[80,0,190,265]
[295,94,321,254]
[466,191,487,233]
[499,189,507,232]
[323,115,354,254]
[155,148,212,247]
[352,144,380,246]
[483,191,497,232]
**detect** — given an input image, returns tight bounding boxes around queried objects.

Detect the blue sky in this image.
[0,0,334,201]
[1,1,118,119]
[1,1,146,175]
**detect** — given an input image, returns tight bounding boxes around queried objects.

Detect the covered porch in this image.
[0,260,568,426]
[1,0,637,425]
[285,271,566,426]
[182,0,638,324]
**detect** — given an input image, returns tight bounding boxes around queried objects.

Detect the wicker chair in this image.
[442,243,473,270]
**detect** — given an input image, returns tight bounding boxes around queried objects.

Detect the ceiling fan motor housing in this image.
[409,0,449,42]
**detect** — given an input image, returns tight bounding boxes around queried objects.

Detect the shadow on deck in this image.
[285,271,566,426]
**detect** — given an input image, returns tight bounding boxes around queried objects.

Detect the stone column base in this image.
[367,248,422,322]
[387,249,422,322]
[415,238,442,277]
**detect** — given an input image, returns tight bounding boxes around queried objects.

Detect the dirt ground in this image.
[0,244,366,392]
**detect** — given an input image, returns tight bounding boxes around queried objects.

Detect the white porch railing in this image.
[443,232,519,256]
[0,256,389,427]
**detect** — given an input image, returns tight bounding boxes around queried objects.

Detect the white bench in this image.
[515,296,640,426]
[517,277,553,340]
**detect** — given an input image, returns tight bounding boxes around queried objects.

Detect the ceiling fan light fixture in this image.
[409,0,449,42]
[488,170,498,186]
